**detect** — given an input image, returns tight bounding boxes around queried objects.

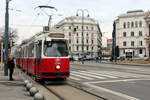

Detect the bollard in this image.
[26,83,33,91]
[29,87,39,96]
[34,92,45,100]
[24,80,30,86]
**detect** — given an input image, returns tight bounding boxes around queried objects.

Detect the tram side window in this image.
[29,43,34,57]
[35,41,42,58]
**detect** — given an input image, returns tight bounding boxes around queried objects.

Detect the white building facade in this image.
[55,16,102,58]
[115,10,150,59]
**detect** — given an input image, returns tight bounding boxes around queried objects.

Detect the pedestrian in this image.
[7,55,15,81]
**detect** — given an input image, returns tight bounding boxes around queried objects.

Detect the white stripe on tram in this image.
[72,71,106,79]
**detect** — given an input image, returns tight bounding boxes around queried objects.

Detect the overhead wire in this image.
[26,0,52,36]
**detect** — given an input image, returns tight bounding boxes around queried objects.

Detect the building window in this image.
[135,21,138,28]
[131,22,134,28]
[131,41,134,46]
[139,31,142,36]
[76,46,79,51]
[86,33,88,37]
[123,32,126,37]
[92,40,94,44]
[77,39,79,44]
[139,21,142,27]
[69,39,71,43]
[127,22,130,28]
[131,32,134,36]
[86,39,88,43]
[69,46,71,50]
[139,49,142,54]
[86,26,88,30]
[69,32,71,36]
[76,26,79,29]
[91,26,94,30]
[92,46,94,50]
[139,41,143,46]
[123,41,126,46]
[76,33,78,36]
[87,46,89,51]
[123,22,126,28]
[69,26,72,29]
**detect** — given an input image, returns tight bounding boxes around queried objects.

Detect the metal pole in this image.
[48,15,52,32]
[4,0,10,76]
[81,10,84,64]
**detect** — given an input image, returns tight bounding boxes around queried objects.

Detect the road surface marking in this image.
[92,71,131,78]
[71,73,93,80]
[70,76,81,80]
[84,82,140,100]
[72,71,106,79]
[80,71,118,78]
[85,78,150,84]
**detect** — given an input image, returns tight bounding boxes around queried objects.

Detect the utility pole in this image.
[4,0,11,76]
[76,9,89,64]
[112,21,116,62]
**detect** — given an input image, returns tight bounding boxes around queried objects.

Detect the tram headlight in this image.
[56,65,61,70]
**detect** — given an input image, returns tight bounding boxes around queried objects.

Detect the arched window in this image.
[123,22,126,28]
[127,22,130,28]
[139,21,142,27]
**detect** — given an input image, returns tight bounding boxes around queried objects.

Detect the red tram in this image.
[15,29,70,81]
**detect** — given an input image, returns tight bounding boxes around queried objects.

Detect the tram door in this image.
[35,41,42,76]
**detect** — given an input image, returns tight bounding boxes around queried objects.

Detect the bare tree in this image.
[0,27,19,43]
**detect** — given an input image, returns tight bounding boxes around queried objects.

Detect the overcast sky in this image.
[0,0,150,43]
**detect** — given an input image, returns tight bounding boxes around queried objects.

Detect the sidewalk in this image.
[0,67,32,100]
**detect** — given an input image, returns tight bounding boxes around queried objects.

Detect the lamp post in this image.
[76,9,89,64]
[4,0,11,76]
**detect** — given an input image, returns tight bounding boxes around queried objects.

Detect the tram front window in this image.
[44,41,68,57]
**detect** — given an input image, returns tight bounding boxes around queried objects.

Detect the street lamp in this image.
[4,0,12,76]
[76,9,89,64]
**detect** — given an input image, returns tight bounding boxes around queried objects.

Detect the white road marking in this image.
[84,82,140,100]
[69,76,81,80]
[80,71,118,78]
[72,71,106,79]
[91,71,131,78]
[71,73,93,80]
[85,78,150,84]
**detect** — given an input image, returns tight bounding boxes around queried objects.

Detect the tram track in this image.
[18,68,105,100]
[43,82,105,100]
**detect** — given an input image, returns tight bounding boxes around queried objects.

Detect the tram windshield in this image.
[44,40,68,57]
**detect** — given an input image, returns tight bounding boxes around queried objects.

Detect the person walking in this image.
[7,55,15,81]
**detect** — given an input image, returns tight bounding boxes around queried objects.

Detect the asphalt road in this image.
[69,62,150,100]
